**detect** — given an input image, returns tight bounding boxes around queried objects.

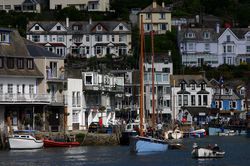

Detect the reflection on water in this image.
[0,136,249,166]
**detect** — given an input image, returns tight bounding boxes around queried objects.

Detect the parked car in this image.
[88,122,100,133]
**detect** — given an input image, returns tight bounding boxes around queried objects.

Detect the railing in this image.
[0,94,51,103]
[83,84,124,92]
[47,70,65,81]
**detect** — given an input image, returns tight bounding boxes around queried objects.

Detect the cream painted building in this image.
[139,0,171,34]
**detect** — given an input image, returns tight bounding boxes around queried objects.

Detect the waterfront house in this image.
[26,40,66,132]
[26,18,132,58]
[82,71,124,126]
[0,28,49,132]
[0,0,41,13]
[170,75,213,125]
[49,0,110,12]
[178,25,250,67]
[139,0,172,34]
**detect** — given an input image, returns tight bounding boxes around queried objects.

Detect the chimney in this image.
[178,24,181,31]
[89,17,92,25]
[168,50,171,56]
[162,2,165,8]
[216,23,220,33]
[153,0,157,8]
[66,17,69,28]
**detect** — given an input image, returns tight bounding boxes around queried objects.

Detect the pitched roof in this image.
[140,2,170,13]
[170,75,211,86]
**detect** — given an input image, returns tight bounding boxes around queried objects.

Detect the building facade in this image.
[26,19,132,58]
[0,0,41,13]
[139,1,171,34]
[49,0,110,12]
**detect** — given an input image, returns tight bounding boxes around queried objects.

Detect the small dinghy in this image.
[192,143,225,158]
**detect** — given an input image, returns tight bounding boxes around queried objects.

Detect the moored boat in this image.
[43,139,80,147]
[192,143,225,158]
[8,134,44,149]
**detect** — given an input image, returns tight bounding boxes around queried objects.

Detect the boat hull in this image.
[43,139,80,147]
[130,136,168,153]
[8,136,44,149]
[192,148,225,158]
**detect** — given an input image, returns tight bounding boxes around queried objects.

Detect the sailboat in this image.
[129,15,168,153]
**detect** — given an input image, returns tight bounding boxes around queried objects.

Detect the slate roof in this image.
[140,2,170,13]
[27,21,132,35]
[0,28,43,78]
[145,52,172,63]
[182,106,211,116]
[170,75,211,87]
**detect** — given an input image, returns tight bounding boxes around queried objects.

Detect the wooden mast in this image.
[139,15,145,136]
[151,30,156,129]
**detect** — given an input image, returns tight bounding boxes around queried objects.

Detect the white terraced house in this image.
[178,24,250,67]
[26,18,132,58]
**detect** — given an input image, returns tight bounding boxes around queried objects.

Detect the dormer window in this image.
[73,25,79,31]
[201,83,206,90]
[226,35,230,42]
[17,58,24,69]
[27,59,34,69]
[35,25,39,30]
[119,25,123,30]
[203,32,210,39]
[191,84,195,90]
[97,25,102,31]
[0,32,10,43]
[56,26,61,31]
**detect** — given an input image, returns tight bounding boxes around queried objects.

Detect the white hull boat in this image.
[8,135,44,149]
[192,143,225,158]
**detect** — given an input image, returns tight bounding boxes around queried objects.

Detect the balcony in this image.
[83,84,124,93]
[50,94,64,105]
[46,69,65,82]
[0,93,51,104]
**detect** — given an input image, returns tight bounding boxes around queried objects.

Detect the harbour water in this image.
[0,136,249,166]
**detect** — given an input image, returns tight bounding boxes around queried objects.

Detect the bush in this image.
[75,133,85,144]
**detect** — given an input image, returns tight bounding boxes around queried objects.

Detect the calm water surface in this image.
[0,136,249,166]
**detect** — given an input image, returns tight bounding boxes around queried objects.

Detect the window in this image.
[72,110,79,123]
[56,26,61,30]
[119,25,123,30]
[188,43,194,50]
[0,32,10,43]
[191,84,195,90]
[5,5,11,10]
[203,32,210,39]
[230,101,237,109]
[119,35,126,42]
[203,95,208,105]
[180,83,185,90]
[183,95,188,106]
[112,35,115,42]
[32,35,40,42]
[163,74,168,82]
[95,46,102,55]
[162,68,170,73]
[118,46,126,55]
[44,35,47,42]
[7,58,14,69]
[86,76,92,84]
[29,85,34,94]
[35,26,39,30]
[8,84,13,94]
[198,95,201,105]
[178,95,182,106]
[0,5,3,10]
[146,13,151,19]
[49,62,57,78]
[185,32,195,38]
[73,25,79,30]
[246,46,250,53]
[144,24,152,31]
[72,92,76,106]
[191,95,195,106]
[86,35,89,42]
[0,57,3,68]
[226,35,230,42]
[27,59,34,69]
[205,43,210,51]
[57,35,64,42]
[17,58,24,69]
[156,74,162,82]
[159,24,167,30]
[201,83,205,90]
[0,84,3,94]
[246,36,250,41]
[97,25,102,31]
[159,13,165,19]
[95,35,102,42]
[77,92,81,106]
